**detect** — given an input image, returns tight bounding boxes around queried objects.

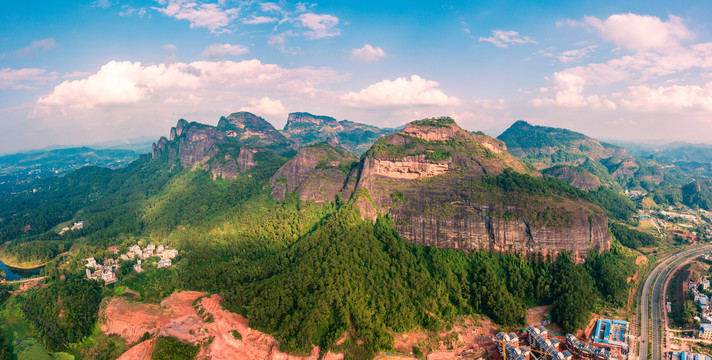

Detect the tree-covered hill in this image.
[498,120,648,190]
[0,113,645,358]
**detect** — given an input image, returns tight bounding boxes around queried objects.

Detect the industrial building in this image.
[591,319,629,349]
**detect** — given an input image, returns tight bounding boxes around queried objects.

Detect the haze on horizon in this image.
[2,0,712,154]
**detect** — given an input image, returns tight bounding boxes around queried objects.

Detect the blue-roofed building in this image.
[592,318,629,348]
[700,324,712,339]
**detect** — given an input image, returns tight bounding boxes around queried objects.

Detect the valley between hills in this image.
[1,112,712,360]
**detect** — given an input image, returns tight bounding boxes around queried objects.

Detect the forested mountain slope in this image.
[498,120,658,190]
[0,113,640,358]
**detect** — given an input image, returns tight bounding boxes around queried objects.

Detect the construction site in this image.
[492,326,622,360]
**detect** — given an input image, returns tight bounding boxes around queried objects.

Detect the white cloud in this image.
[0,68,57,90]
[63,71,92,79]
[200,43,249,60]
[576,13,692,53]
[350,44,386,63]
[472,99,507,110]
[297,13,340,39]
[530,13,712,112]
[152,0,239,33]
[243,15,278,24]
[2,38,56,58]
[91,0,116,8]
[617,82,712,112]
[260,2,283,14]
[240,97,288,115]
[556,45,597,63]
[119,6,147,17]
[31,59,346,116]
[341,75,459,108]
[479,30,536,48]
[164,44,177,51]
[529,72,617,109]
[268,31,298,54]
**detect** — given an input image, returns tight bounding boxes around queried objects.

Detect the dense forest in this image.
[0,332,10,360]
[179,201,635,356]
[0,150,642,357]
[609,223,657,250]
[20,277,102,351]
[0,116,662,359]
[151,336,198,360]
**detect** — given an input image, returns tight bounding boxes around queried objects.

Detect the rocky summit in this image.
[151,114,611,262]
[152,112,296,180]
[281,112,396,155]
[148,114,612,262]
[272,116,610,262]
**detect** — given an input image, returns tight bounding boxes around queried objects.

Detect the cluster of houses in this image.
[495,326,617,360]
[495,326,616,360]
[120,244,178,269]
[59,221,84,235]
[566,334,614,360]
[85,244,179,284]
[84,257,118,284]
[526,326,575,360]
[689,276,711,310]
[684,274,712,339]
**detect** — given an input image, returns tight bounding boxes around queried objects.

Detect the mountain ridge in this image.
[268,116,610,262]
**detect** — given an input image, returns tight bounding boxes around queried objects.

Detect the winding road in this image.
[0,275,47,284]
[639,245,712,360]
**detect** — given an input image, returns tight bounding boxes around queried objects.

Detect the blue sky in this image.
[2,0,712,153]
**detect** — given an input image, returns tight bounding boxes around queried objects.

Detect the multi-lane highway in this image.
[639,245,712,360]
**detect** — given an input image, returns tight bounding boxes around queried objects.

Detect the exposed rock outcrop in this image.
[282,112,396,155]
[151,112,297,180]
[210,154,240,180]
[217,112,294,151]
[543,165,602,191]
[280,117,610,262]
[270,144,356,203]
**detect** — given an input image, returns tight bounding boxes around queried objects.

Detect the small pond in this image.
[0,259,43,281]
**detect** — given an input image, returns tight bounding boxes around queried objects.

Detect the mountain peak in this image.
[511,120,532,128]
[217,111,274,131]
[400,117,463,141]
[284,112,339,131]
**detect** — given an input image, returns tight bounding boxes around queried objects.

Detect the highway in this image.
[639,245,712,360]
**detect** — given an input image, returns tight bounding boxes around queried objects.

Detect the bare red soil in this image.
[116,339,155,360]
[102,291,337,360]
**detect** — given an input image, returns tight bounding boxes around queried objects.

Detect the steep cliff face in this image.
[282,112,396,155]
[381,174,608,262]
[344,117,609,262]
[217,112,294,153]
[270,144,357,203]
[177,124,226,167]
[151,112,296,180]
[543,165,602,191]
